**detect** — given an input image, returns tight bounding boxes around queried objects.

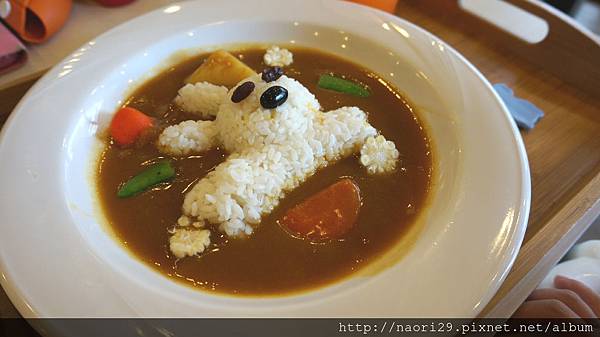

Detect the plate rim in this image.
[0,0,531,319]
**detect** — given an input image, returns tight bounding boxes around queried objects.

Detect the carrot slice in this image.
[109,107,153,146]
[280,178,361,242]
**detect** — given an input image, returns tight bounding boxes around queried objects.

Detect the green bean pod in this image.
[317,74,371,97]
[118,161,175,198]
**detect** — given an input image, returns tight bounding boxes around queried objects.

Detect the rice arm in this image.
[314,106,377,160]
[174,82,228,118]
[316,106,398,174]
[157,120,220,156]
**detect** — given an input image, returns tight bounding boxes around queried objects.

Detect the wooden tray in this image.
[1,0,599,319]
[392,0,600,317]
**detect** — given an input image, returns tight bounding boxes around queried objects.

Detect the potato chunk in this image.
[185,50,256,87]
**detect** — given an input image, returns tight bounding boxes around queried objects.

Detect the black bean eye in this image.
[260,86,288,109]
[231,81,255,103]
[261,67,284,83]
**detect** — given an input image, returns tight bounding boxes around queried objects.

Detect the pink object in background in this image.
[0,23,27,74]
[94,0,136,7]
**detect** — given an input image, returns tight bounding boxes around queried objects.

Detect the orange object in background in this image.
[4,0,72,43]
[94,0,135,6]
[347,0,398,13]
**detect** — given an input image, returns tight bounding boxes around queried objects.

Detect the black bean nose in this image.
[260,86,288,109]
[261,66,284,83]
[231,81,255,103]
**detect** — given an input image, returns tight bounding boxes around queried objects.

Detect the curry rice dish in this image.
[96,46,432,295]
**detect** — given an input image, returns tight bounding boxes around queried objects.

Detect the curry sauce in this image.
[96,47,432,295]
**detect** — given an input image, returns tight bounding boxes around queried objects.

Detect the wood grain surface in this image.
[393,0,600,316]
[0,0,598,320]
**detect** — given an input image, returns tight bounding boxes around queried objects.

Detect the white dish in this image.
[0,0,530,318]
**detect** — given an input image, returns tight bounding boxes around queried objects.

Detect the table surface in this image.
[1,0,599,321]
[0,0,175,91]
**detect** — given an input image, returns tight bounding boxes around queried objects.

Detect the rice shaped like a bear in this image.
[159,72,399,258]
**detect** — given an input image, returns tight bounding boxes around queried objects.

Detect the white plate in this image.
[0,0,530,318]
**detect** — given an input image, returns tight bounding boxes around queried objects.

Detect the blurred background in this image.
[545,0,600,34]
